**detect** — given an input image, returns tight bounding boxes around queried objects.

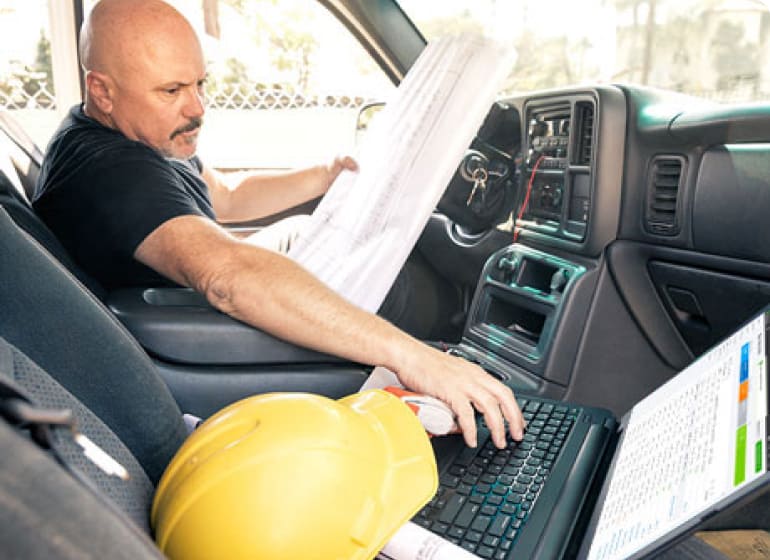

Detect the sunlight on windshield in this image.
[399,0,770,103]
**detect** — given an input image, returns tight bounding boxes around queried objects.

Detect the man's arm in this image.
[202,156,357,223]
[134,215,524,448]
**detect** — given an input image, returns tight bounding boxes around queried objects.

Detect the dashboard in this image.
[436,82,770,412]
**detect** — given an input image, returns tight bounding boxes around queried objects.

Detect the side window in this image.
[0,0,59,148]
[168,0,395,171]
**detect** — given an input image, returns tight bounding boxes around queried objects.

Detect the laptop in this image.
[417,306,770,559]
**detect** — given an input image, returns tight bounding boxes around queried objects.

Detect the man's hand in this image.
[394,346,525,449]
[321,155,358,193]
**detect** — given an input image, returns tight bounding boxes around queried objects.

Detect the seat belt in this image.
[0,370,129,481]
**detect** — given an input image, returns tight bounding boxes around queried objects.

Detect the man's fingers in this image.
[485,381,525,441]
[454,399,478,448]
[472,391,508,449]
[341,155,358,171]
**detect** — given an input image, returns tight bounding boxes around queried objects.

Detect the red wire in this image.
[513,154,546,243]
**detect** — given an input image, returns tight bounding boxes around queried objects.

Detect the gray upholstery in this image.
[0,206,188,485]
[0,420,163,559]
[0,337,154,531]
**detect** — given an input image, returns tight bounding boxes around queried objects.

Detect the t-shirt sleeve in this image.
[71,151,207,262]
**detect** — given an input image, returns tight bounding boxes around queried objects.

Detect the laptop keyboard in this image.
[414,398,579,559]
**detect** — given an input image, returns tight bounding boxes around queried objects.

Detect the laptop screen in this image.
[584,310,769,560]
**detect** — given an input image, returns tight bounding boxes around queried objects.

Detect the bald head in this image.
[80,0,200,77]
[80,0,208,159]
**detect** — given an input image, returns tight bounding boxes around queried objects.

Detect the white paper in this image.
[288,34,514,311]
[378,521,479,560]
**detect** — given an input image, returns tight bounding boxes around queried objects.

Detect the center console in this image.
[449,87,626,397]
[450,245,592,394]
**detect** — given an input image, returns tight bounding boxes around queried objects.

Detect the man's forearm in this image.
[209,165,330,223]
[200,240,419,370]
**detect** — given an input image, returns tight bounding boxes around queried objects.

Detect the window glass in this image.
[399,0,770,103]
[0,0,58,147]
[162,0,395,170]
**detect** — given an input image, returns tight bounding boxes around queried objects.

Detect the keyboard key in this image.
[470,515,492,533]
[476,483,492,494]
[488,514,512,537]
[482,535,500,548]
[500,503,517,515]
[481,505,497,516]
[457,483,472,495]
[460,541,477,554]
[498,474,514,485]
[455,446,479,467]
[441,474,460,487]
[448,526,465,539]
[439,494,466,524]
[462,473,480,486]
[455,502,480,528]
[469,494,485,504]
[477,545,495,558]
[486,495,503,506]
[430,521,449,534]
[492,485,508,496]
[465,530,483,543]
[487,464,503,475]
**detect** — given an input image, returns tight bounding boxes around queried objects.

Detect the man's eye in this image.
[165,87,180,95]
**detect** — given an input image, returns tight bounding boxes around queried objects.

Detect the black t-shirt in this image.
[33,105,215,289]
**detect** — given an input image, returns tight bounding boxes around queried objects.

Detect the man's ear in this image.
[85,70,114,114]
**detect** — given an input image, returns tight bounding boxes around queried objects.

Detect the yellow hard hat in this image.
[151,389,438,560]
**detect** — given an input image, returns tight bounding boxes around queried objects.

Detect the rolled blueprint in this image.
[288,34,515,312]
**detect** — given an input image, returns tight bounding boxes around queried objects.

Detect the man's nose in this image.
[184,87,205,118]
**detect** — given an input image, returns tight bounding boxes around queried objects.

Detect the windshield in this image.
[399,0,770,103]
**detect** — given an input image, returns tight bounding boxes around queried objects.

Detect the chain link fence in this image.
[0,79,57,110]
[0,79,375,111]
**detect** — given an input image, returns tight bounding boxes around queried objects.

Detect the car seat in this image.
[0,175,188,555]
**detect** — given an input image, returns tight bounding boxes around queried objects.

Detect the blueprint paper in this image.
[288,34,514,311]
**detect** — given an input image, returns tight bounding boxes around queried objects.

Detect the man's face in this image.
[106,31,207,160]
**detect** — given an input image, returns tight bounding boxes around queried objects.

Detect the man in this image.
[33,0,524,449]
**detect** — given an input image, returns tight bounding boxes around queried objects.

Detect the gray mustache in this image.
[170,117,203,140]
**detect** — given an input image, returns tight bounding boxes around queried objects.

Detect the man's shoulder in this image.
[40,109,175,190]
[50,106,158,164]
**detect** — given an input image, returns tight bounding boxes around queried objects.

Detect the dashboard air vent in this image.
[646,156,685,235]
[575,102,594,165]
